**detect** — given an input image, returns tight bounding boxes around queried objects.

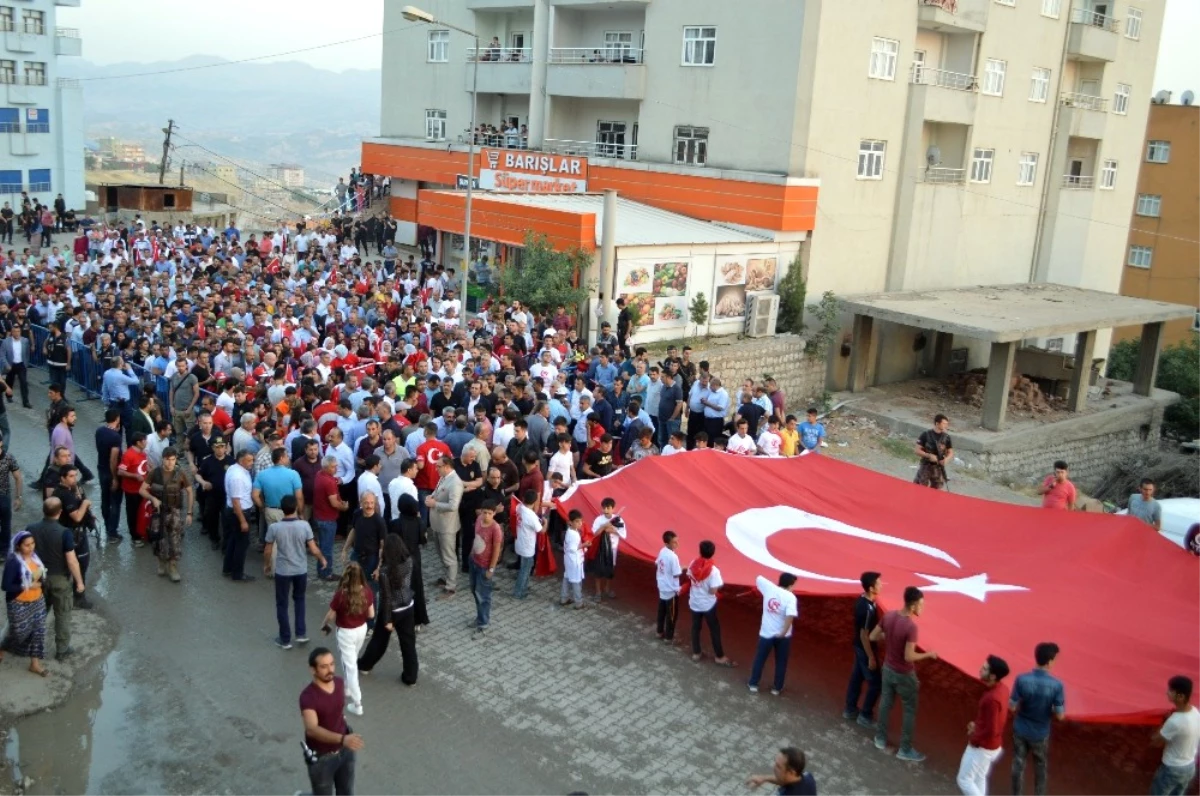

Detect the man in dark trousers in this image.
[871,585,939,763]
[616,297,632,355]
[26,497,86,661]
[844,571,884,728]
[0,322,32,408]
[94,408,124,544]
[300,647,364,795]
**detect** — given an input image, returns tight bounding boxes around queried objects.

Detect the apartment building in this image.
[0,0,83,210]
[364,0,1161,369]
[1114,98,1198,346]
[268,163,305,189]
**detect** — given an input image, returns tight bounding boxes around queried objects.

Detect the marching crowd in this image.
[0,207,1195,796]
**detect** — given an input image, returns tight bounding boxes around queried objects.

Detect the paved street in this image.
[1,386,1159,795]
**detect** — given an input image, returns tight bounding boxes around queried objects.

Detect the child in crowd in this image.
[655,531,683,641]
[513,489,543,599]
[588,497,627,601]
[757,416,783,457]
[798,407,826,454]
[661,431,687,456]
[780,415,800,457]
[560,509,586,609]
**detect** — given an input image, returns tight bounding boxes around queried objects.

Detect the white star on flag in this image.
[914,572,1028,602]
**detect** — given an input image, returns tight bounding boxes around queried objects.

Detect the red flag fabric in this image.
[136,498,154,542]
[556,450,1199,724]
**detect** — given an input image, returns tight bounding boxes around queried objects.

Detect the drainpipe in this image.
[1028,10,1074,283]
[596,188,618,343]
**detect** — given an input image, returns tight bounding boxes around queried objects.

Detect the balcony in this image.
[55,0,82,6]
[546,48,645,100]
[1061,174,1094,189]
[3,76,43,105]
[464,0,533,8]
[544,137,637,160]
[910,66,978,125]
[1059,93,1108,139]
[7,129,40,157]
[1068,7,1119,62]
[922,166,966,184]
[465,47,533,94]
[917,0,988,33]
[4,29,39,52]
[54,27,81,56]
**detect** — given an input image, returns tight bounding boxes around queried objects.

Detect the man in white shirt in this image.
[654,531,683,641]
[512,489,543,599]
[747,572,800,696]
[757,418,783,458]
[687,540,733,666]
[1152,676,1200,795]
[146,421,173,468]
[387,458,419,522]
[727,419,758,457]
[660,431,687,456]
[223,449,258,582]
[357,454,385,507]
[530,350,558,388]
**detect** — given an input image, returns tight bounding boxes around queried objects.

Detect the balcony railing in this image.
[1062,174,1094,189]
[911,66,978,91]
[466,47,531,63]
[28,181,51,193]
[458,129,530,148]
[0,184,22,195]
[920,0,958,11]
[0,74,47,86]
[548,47,644,64]
[923,167,966,184]
[544,137,638,160]
[26,122,48,133]
[0,122,16,133]
[56,77,81,88]
[1060,91,1107,111]
[1070,7,1119,31]
[55,26,79,37]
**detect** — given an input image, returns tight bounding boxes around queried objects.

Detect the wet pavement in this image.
[0,383,1165,795]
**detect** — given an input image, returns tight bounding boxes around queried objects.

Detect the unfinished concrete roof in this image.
[841,283,1196,343]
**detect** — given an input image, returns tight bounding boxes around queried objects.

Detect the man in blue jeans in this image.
[1151,675,1200,796]
[871,586,939,763]
[1010,641,1067,794]
[264,495,326,650]
[469,500,505,635]
[844,571,884,727]
[747,572,799,695]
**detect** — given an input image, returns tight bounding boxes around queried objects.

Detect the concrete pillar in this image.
[1066,329,1097,412]
[598,188,617,329]
[884,84,928,292]
[527,0,550,149]
[1133,321,1164,396]
[982,341,1017,431]
[848,314,878,392]
[932,331,954,379]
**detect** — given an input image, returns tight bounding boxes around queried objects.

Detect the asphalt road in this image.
[0,381,1165,795]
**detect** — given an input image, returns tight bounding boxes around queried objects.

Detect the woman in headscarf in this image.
[0,531,49,676]
[356,534,418,685]
[391,493,430,629]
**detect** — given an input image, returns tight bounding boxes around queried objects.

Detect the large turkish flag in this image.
[558,450,1199,724]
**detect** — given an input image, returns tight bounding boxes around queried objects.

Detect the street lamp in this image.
[403,5,478,308]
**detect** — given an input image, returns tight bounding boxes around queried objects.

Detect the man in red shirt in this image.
[1038,460,1077,510]
[956,655,1011,795]
[469,500,505,635]
[414,422,450,522]
[299,647,363,795]
[870,586,939,763]
[311,456,347,581]
[118,433,149,544]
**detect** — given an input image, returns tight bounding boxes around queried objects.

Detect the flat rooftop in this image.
[841,283,1195,342]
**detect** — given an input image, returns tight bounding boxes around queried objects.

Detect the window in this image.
[0,108,16,134]
[0,61,13,84]
[0,170,20,194]
[1135,194,1161,216]
[20,9,44,34]
[1127,245,1153,268]
[1125,7,1142,39]
[604,31,634,61]
[912,50,926,83]
[1146,140,1171,163]
[1099,159,1117,189]
[427,30,449,62]
[995,0,1015,6]
[1029,67,1051,102]
[857,139,885,179]
[24,62,46,86]
[0,8,12,32]
[1017,152,1039,185]
[27,168,50,193]
[982,58,1007,96]
[681,26,716,66]
[970,148,995,183]
[424,109,447,141]
[25,108,48,133]
[673,126,708,166]
[1113,83,1130,115]
[1046,338,1064,353]
[868,37,899,80]
[1041,0,1062,17]
[596,120,630,158]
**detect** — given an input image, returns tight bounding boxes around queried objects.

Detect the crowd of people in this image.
[0,205,1194,796]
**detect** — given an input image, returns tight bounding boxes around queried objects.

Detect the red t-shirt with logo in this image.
[414,439,451,491]
[120,448,148,494]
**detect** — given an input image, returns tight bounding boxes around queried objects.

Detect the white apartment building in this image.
[370,0,1161,376]
[0,0,84,211]
[268,163,305,189]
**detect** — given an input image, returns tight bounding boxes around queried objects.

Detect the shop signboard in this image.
[477,148,588,193]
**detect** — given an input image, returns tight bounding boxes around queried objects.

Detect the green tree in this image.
[775,253,806,335]
[498,232,593,316]
[688,291,709,338]
[1105,338,1139,381]
[1106,334,1199,440]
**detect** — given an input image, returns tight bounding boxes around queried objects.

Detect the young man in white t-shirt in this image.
[687,540,734,666]
[660,431,687,456]
[1152,675,1200,795]
[559,510,586,609]
[727,419,757,457]
[547,434,576,486]
[654,531,683,641]
[512,489,543,600]
[757,417,783,458]
[747,572,800,695]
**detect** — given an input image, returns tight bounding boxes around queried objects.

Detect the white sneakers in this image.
[346,702,363,716]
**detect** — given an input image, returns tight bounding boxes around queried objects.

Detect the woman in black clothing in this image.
[356,534,418,685]
[391,493,430,628]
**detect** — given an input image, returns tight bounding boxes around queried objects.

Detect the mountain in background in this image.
[62,57,382,185]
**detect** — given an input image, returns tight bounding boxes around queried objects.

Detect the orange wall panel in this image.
[390,196,418,222]
[416,191,595,252]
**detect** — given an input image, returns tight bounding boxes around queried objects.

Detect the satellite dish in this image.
[926,145,942,166]
[1183,90,1195,106]
[1153,89,1171,104]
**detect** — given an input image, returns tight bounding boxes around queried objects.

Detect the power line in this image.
[172,133,323,208]
[182,160,311,220]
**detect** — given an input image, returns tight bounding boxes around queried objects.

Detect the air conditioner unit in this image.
[744,293,779,338]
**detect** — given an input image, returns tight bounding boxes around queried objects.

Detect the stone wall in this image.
[675,334,827,415]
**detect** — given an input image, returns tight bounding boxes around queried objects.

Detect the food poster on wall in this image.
[615,259,656,328]
[616,258,694,329]
[711,254,779,322]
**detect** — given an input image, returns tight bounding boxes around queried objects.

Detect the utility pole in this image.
[179,162,185,187]
[158,118,175,185]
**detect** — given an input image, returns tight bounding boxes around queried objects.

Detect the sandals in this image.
[714,659,738,668]
[29,665,48,677]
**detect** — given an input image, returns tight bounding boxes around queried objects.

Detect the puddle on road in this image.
[4,650,153,795]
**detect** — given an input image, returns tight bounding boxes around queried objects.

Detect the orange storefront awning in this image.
[416,190,596,251]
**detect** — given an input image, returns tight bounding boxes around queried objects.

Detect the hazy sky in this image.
[64,0,1197,94]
